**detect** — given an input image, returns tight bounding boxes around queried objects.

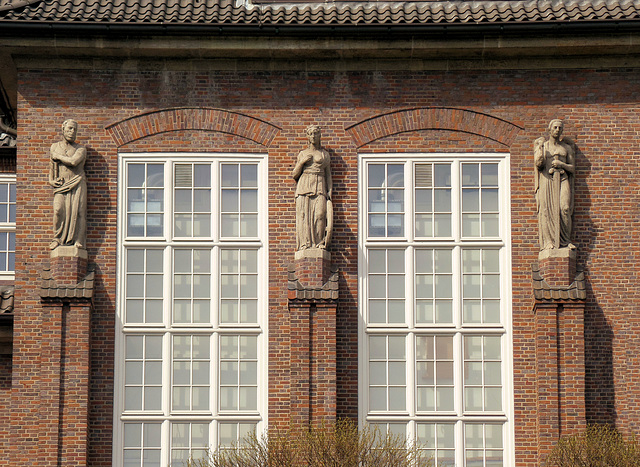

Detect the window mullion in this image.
[451,160,461,243]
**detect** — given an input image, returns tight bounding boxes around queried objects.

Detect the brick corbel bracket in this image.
[39,250,94,465]
[287,250,339,428]
[532,256,586,464]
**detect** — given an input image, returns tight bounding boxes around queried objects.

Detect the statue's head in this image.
[61,119,78,143]
[306,125,321,145]
[548,119,564,138]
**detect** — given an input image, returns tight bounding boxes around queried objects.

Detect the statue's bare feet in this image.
[49,239,60,250]
[75,241,84,249]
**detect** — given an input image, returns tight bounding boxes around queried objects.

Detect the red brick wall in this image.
[11,66,640,465]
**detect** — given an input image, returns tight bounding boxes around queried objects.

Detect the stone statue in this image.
[534,119,576,251]
[292,125,333,251]
[49,119,87,250]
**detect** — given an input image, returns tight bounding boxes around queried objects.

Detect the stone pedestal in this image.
[294,249,332,289]
[51,246,88,286]
[288,248,338,428]
[538,248,576,288]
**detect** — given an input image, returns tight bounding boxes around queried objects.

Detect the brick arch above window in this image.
[345,108,522,149]
[105,107,281,148]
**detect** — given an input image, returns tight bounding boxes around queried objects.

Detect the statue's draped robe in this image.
[535,140,574,249]
[295,149,330,250]
[51,141,87,247]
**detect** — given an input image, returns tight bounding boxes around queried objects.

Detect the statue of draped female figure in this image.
[292,125,333,251]
[534,119,576,252]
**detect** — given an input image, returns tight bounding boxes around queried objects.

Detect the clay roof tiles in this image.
[531,265,587,301]
[1,0,640,26]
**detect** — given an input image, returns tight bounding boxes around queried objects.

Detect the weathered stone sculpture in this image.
[49,119,87,250]
[534,119,576,253]
[292,125,333,251]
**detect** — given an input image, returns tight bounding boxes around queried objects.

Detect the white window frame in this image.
[358,153,514,467]
[113,153,269,467]
[0,174,15,280]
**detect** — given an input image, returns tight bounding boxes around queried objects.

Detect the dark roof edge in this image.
[1,18,640,37]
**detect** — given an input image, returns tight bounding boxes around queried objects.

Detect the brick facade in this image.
[5,64,640,465]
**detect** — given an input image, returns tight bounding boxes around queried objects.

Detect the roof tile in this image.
[2,0,639,27]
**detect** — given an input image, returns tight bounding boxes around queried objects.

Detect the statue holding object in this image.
[49,119,87,251]
[292,125,333,251]
[534,119,576,252]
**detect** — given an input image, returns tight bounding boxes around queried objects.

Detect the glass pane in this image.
[462,164,479,187]
[387,214,404,237]
[435,275,452,298]
[436,387,454,411]
[195,164,212,187]
[484,337,501,360]
[416,300,433,323]
[465,362,483,385]
[126,300,143,323]
[462,214,480,237]
[368,250,386,273]
[465,388,483,411]
[175,190,192,212]
[435,300,453,323]
[483,301,501,323]
[482,214,499,237]
[482,164,499,186]
[436,336,453,359]
[387,165,404,187]
[483,275,500,299]
[368,165,385,187]
[463,275,481,298]
[241,189,258,212]
[486,424,503,448]
[462,188,479,211]
[434,189,451,212]
[369,336,386,359]
[482,188,499,211]
[221,164,238,187]
[387,189,404,212]
[241,164,258,187]
[240,214,257,237]
[417,387,434,411]
[485,387,502,411]
[388,336,405,359]
[434,250,452,273]
[221,190,239,212]
[147,165,164,187]
[128,164,145,187]
[369,387,387,411]
[415,214,432,237]
[388,387,406,411]
[464,300,482,324]
[415,189,432,212]
[434,164,451,187]
[415,250,433,274]
[194,190,211,212]
[416,275,433,299]
[434,214,451,237]
[388,276,405,298]
[369,300,385,323]
[388,300,405,323]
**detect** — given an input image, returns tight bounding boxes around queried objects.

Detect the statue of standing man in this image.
[534,119,576,252]
[292,125,333,251]
[49,119,87,250]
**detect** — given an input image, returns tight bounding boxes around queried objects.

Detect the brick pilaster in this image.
[288,251,338,428]
[533,257,586,464]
